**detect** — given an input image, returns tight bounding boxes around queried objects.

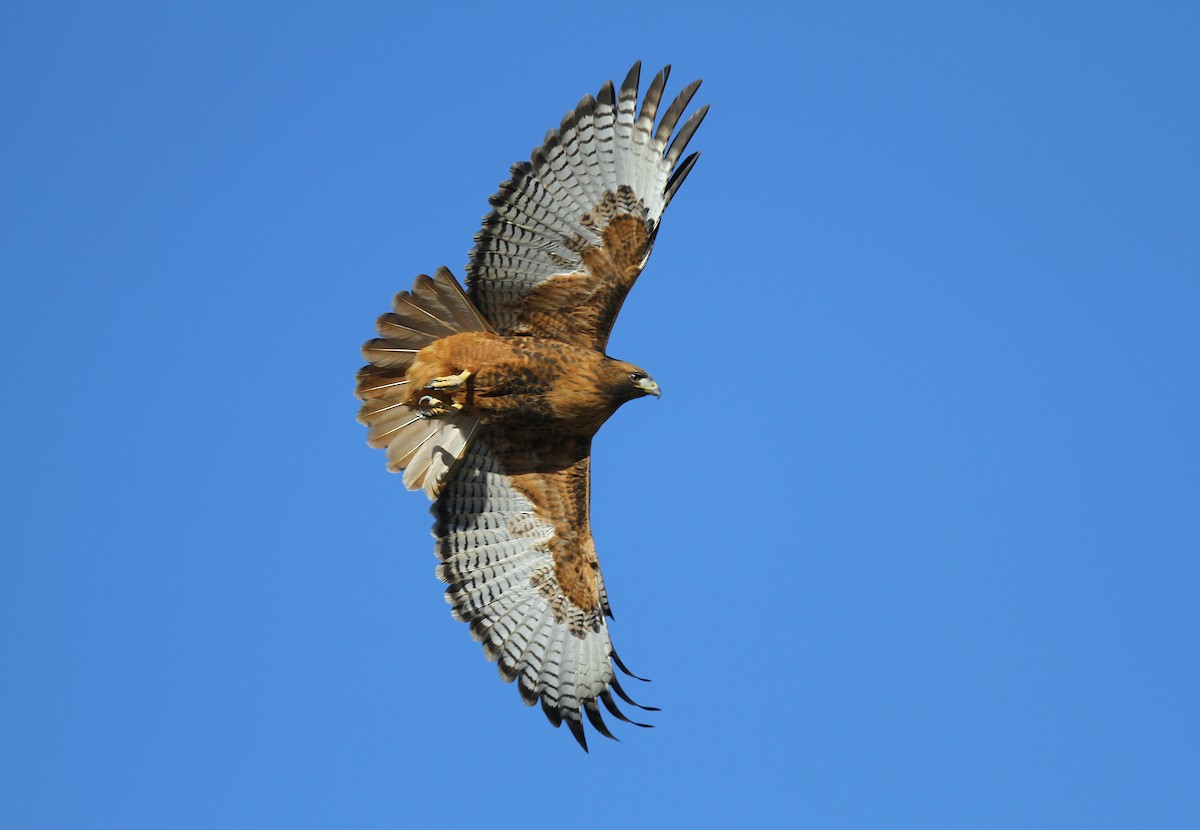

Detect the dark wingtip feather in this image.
[620,61,641,100]
[518,675,539,706]
[611,647,651,682]
[654,78,703,147]
[565,94,595,134]
[665,104,709,167]
[566,715,589,752]
[610,674,660,713]
[467,615,491,643]
[496,656,519,683]
[599,690,654,729]
[637,66,670,130]
[597,79,615,107]
[664,151,701,209]
[585,700,619,742]
[541,697,563,728]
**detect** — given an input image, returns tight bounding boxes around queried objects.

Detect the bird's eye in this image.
[629,371,645,383]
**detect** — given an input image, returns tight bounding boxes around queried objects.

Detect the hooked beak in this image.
[636,376,661,398]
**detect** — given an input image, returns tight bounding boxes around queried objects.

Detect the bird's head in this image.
[606,358,661,402]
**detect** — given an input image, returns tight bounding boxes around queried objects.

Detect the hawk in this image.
[356,62,706,750]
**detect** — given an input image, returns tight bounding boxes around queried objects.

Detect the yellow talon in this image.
[426,369,473,391]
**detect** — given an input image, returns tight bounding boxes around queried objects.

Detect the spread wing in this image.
[465,62,707,351]
[433,432,656,750]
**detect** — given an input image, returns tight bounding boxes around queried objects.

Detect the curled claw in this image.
[416,395,462,419]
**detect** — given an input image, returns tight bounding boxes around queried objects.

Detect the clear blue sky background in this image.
[3,2,1198,827]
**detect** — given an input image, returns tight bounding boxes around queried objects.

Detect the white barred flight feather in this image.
[356,62,705,750]
[467,62,707,350]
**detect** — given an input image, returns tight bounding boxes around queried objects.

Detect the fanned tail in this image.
[356,268,492,498]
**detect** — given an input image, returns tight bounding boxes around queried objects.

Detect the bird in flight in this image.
[356,62,706,750]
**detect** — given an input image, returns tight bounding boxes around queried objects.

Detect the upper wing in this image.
[434,430,655,750]
[465,62,707,351]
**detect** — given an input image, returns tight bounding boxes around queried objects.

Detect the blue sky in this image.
[3,2,1198,827]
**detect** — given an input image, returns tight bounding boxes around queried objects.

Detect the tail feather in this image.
[374,315,441,345]
[357,268,490,499]
[359,396,417,448]
[426,267,494,333]
[390,295,460,338]
[360,340,421,369]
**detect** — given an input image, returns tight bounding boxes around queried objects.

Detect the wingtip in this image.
[611,646,652,682]
[585,700,620,742]
[566,715,589,752]
[599,689,655,729]
[597,79,615,107]
[622,60,641,93]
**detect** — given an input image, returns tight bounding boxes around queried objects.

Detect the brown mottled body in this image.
[408,331,648,435]
[408,330,654,613]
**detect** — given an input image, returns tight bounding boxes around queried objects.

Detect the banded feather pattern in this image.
[434,439,654,749]
[467,62,707,350]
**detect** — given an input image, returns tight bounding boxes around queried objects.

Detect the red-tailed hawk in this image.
[356,62,706,750]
